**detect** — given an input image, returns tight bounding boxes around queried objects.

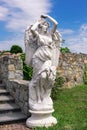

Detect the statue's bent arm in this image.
[31,21,39,37]
[41,15,58,34]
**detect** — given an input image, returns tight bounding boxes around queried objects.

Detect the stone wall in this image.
[0,53,23,83]
[0,52,87,115]
[0,53,29,115]
[6,79,29,115]
[58,53,87,88]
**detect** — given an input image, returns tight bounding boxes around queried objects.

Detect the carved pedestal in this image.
[26,109,57,128]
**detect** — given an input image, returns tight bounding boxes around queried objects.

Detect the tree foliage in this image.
[10,45,23,54]
[60,47,70,53]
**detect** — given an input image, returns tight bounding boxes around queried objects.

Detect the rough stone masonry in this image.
[0,52,87,115]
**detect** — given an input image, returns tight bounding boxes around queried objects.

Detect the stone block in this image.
[8,64,15,71]
[8,71,15,79]
[15,70,23,79]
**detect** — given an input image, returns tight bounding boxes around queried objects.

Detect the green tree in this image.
[10,45,23,54]
[60,47,70,53]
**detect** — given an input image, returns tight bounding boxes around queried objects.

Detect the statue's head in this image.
[38,20,50,33]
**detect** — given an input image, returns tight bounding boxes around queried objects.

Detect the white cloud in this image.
[79,24,87,38]
[80,24,87,32]
[0,0,52,51]
[69,42,87,54]
[0,0,52,31]
[0,6,8,20]
[62,24,87,54]
[60,29,74,35]
[0,33,25,51]
[0,0,87,54]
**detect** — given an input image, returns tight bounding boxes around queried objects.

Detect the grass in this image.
[35,84,87,130]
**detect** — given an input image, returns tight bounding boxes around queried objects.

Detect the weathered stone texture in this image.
[7,79,29,115]
[0,54,23,83]
[0,54,29,115]
[58,53,87,88]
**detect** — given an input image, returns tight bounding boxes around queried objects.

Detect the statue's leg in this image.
[35,81,42,103]
[40,72,47,100]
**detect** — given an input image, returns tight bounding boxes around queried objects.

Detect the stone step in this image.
[0,95,14,103]
[0,112,27,123]
[0,83,5,88]
[0,80,2,84]
[0,81,27,124]
[0,88,9,94]
[0,103,20,112]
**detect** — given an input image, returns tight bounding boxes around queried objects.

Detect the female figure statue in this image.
[25,15,62,127]
[25,15,62,111]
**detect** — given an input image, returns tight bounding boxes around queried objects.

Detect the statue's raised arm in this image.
[41,14,58,34]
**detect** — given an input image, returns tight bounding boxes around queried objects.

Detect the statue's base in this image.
[26,110,57,128]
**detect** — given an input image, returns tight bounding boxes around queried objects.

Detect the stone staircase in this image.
[0,79,27,124]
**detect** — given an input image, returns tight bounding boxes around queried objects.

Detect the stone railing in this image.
[6,79,29,115]
[0,53,29,115]
[0,53,23,82]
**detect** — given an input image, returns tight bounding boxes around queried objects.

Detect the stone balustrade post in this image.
[0,53,23,84]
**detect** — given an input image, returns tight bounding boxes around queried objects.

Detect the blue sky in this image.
[0,0,87,53]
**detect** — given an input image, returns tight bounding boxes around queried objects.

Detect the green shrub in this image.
[83,64,87,84]
[55,76,65,88]
[10,45,23,54]
[20,53,33,80]
[60,47,70,53]
[0,50,10,56]
[23,62,33,80]
[0,51,4,56]
[51,76,65,100]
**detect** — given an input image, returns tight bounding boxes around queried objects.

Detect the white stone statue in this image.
[25,15,62,128]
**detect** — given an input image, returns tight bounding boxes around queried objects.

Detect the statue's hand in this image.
[41,15,47,19]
